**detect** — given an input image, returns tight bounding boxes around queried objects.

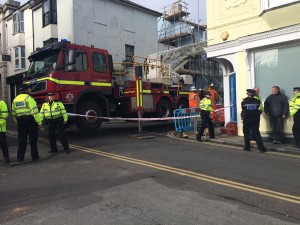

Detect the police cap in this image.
[47,92,55,96]
[293,87,300,91]
[246,89,256,95]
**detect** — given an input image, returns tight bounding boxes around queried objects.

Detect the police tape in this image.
[67,113,200,121]
[66,104,232,122]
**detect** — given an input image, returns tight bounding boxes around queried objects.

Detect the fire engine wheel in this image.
[156,99,173,118]
[76,101,103,132]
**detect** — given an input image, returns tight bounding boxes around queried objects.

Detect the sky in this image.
[1,0,206,24]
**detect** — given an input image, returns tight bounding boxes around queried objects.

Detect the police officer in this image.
[0,98,10,163]
[40,92,70,153]
[249,87,263,143]
[196,91,215,142]
[241,89,266,152]
[289,87,300,148]
[12,84,42,162]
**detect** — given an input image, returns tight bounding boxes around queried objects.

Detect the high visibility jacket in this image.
[40,100,68,123]
[199,97,214,112]
[289,93,300,117]
[189,92,198,108]
[0,100,8,132]
[12,94,42,125]
[254,95,263,112]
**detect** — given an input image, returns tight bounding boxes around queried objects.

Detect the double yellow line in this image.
[6,130,300,205]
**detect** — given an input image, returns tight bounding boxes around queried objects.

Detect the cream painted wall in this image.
[33,7,43,49]
[235,51,249,136]
[207,0,300,45]
[57,0,74,43]
[24,7,33,70]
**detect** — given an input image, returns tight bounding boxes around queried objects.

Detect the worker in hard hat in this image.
[189,85,200,108]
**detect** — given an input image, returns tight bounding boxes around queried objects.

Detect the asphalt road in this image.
[0,120,299,225]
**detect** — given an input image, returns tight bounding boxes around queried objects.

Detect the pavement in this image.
[172,127,300,156]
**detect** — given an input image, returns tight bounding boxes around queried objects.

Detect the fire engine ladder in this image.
[159,41,207,80]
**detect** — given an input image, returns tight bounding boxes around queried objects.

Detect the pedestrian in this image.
[0,98,10,163]
[12,84,42,162]
[196,91,215,142]
[241,89,266,152]
[289,87,300,148]
[40,92,70,153]
[188,85,200,108]
[264,86,289,144]
[249,87,262,143]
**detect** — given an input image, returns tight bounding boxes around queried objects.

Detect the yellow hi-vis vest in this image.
[199,97,214,112]
[40,101,68,123]
[254,95,263,112]
[12,94,42,125]
[0,100,8,132]
[289,93,300,117]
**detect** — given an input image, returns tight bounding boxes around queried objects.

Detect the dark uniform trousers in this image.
[17,116,39,160]
[0,132,9,159]
[46,118,69,151]
[243,116,264,151]
[197,111,215,140]
[269,115,284,142]
[292,115,300,145]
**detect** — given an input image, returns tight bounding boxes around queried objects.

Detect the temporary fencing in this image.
[173,107,200,133]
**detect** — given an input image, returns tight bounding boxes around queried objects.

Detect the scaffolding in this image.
[158,0,193,47]
[157,0,223,103]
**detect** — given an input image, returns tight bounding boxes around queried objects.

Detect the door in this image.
[229,72,237,122]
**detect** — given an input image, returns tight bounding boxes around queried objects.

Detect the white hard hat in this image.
[190,86,196,91]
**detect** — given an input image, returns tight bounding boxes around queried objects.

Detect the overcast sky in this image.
[0,0,206,24]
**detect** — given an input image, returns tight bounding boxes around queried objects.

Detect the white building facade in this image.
[1,0,161,104]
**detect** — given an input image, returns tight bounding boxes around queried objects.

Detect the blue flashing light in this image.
[61,38,68,42]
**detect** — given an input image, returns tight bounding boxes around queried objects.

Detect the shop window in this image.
[13,11,24,34]
[14,46,26,70]
[92,53,107,72]
[254,44,300,100]
[43,0,57,27]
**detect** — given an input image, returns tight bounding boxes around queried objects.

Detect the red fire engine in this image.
[25,41,224,131]
[24,41,193,131]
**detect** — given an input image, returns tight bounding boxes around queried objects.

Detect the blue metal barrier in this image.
[174,107,200,133]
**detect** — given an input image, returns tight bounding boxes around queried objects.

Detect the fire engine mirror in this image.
[68,50,76,65]
[65,65,76,72]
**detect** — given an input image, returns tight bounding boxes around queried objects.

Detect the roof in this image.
[116,0,162,17]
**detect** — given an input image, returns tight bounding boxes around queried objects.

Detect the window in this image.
[254,44,300,100]
[14,46,26,70]
[92,53,107,72]
[13,11,24,34]
[125,44,134,63]
[43,0,57,27]
[261,0,299,11]
[63,50,87,71]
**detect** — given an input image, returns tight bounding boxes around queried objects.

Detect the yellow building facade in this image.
[205,0,300,138]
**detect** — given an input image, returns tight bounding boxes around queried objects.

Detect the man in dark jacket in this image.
[264,86,289,144]
[241,89,265,152]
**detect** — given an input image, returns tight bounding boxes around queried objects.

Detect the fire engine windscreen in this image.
[27,50,60,79]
